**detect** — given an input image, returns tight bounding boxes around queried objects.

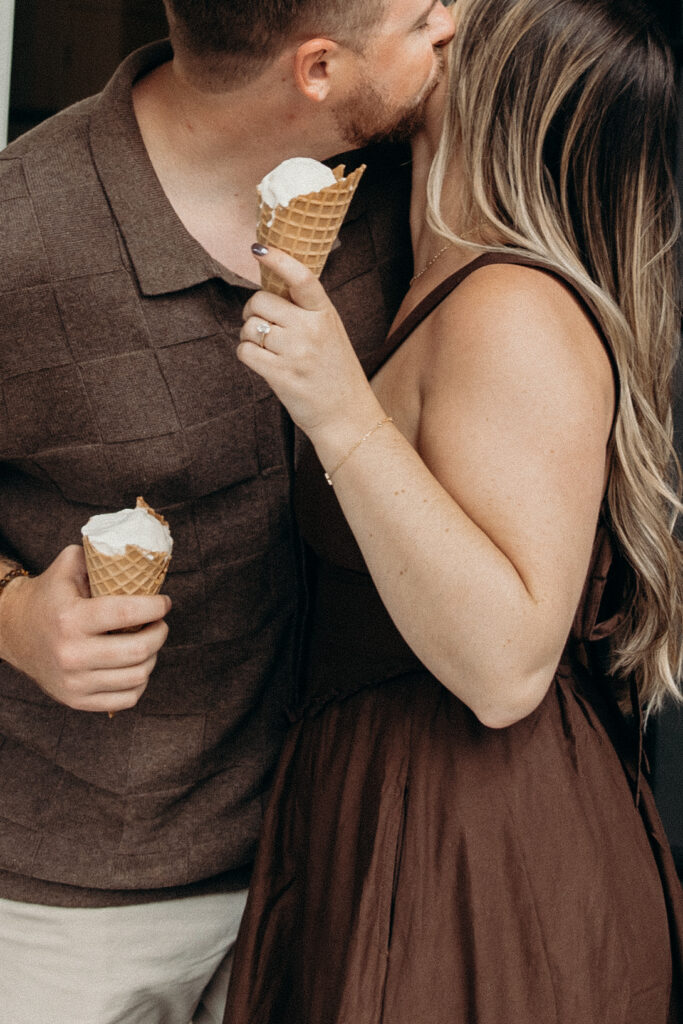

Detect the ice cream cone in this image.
[82,496,171,599]
[82,536,171,598]
[256,164,366,297]
[81,498,172,716]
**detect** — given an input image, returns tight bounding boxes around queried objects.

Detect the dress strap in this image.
[365,251,614,383]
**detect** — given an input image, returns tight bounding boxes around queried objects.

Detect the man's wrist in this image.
[0,567,30,664]
[0,567,30,593]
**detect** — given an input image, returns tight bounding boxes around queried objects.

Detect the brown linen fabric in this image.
[224,256,683,1023]
[0,41,413,906]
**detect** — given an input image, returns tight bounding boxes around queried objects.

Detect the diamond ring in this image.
[255,321,271,346]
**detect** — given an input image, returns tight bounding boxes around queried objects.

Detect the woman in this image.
[226,0,683,1020]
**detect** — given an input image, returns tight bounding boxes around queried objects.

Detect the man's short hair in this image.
[163,0,388,89]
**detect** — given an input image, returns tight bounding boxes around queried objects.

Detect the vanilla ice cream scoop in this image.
[81,499,173,559]
[257,157,337,211]
[81,499,173,716]
[255,159,366,297]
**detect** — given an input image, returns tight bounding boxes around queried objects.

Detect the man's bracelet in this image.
[0,567,30,591]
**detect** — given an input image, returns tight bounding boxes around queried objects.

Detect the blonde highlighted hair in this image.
[429,0,682,712]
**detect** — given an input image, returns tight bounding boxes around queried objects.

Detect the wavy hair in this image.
[428,0,682,712]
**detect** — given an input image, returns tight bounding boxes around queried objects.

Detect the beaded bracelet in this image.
[324,417,394,486]
[0,567,30,591]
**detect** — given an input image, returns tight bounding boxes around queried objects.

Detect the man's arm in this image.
[0,555,28,581]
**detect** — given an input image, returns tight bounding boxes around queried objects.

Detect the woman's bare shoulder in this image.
[414,262,616,627]
[421,260,615,432]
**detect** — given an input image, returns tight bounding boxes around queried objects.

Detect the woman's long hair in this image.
[428,0,682,713]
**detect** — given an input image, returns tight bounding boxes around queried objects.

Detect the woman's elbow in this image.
[459,665,557,730]
[474,696,544,730]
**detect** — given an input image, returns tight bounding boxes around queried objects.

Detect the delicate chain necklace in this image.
[409,243,454,285]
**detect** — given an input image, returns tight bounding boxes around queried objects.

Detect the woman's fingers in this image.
[239,316,283,357]
[241,290,288,327]
[241,247,338,357]
[237,243,370,436]
[248,245,328,312]
[241,315,275,346]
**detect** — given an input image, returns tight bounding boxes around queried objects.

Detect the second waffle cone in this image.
[82,497,171,599]
[82,535,171,599]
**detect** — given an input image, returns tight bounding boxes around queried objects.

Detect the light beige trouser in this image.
[0,888,248,1024]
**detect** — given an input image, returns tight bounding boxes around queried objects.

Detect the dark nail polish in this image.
[251,243,268,256]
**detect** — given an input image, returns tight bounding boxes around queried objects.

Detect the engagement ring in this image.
[256,321,271,346]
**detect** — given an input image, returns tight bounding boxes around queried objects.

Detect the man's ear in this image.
[292,38,343,102]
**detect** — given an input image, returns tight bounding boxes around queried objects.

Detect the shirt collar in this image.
[89,41,244,296]
[89,41,375,297]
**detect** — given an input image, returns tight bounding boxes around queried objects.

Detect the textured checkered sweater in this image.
[0,41,412,906]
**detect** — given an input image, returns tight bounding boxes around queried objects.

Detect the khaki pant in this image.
[0,888,248,1024]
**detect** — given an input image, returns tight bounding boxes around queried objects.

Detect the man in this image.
[0,0,454,1020]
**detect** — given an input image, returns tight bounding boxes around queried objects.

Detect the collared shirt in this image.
[0,41,412,905]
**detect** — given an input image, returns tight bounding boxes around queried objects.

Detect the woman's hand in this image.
[238,247,381,444]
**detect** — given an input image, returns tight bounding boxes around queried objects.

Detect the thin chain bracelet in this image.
[324,417,394,486]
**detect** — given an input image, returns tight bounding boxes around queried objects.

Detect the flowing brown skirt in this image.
[225,669,682,1024]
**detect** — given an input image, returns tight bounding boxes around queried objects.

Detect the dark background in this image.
[6,0,683,872]
[8,0,169,140]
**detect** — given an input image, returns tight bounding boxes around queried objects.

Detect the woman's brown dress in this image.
[224,255,683,1024]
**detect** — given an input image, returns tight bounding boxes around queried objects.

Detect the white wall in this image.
[0,0,15,148]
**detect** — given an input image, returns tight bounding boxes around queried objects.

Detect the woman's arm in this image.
[239,251,615,727]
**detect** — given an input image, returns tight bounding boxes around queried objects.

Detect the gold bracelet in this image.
[324,417,394,486]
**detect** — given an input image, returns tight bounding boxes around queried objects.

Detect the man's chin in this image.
[336,60,444,149]
[375,65,445,145]
[385,101,431,143]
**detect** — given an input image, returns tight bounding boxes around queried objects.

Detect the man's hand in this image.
[0,545,171,713]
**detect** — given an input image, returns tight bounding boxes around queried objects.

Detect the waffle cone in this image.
[82,497,171,598]
[256,164,366,297]
[83,537,171,597]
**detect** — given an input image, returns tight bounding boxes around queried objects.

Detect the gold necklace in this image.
[409,243,454,285]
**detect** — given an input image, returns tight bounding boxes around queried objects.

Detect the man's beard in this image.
[335,51,445,148]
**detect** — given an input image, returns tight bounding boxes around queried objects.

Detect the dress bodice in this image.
[293,252,628,715]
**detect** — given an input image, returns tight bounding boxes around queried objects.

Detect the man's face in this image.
[334,0,455,146]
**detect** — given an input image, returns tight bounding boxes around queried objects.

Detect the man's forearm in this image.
[0,556,31,666]
[0,555,30,597]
